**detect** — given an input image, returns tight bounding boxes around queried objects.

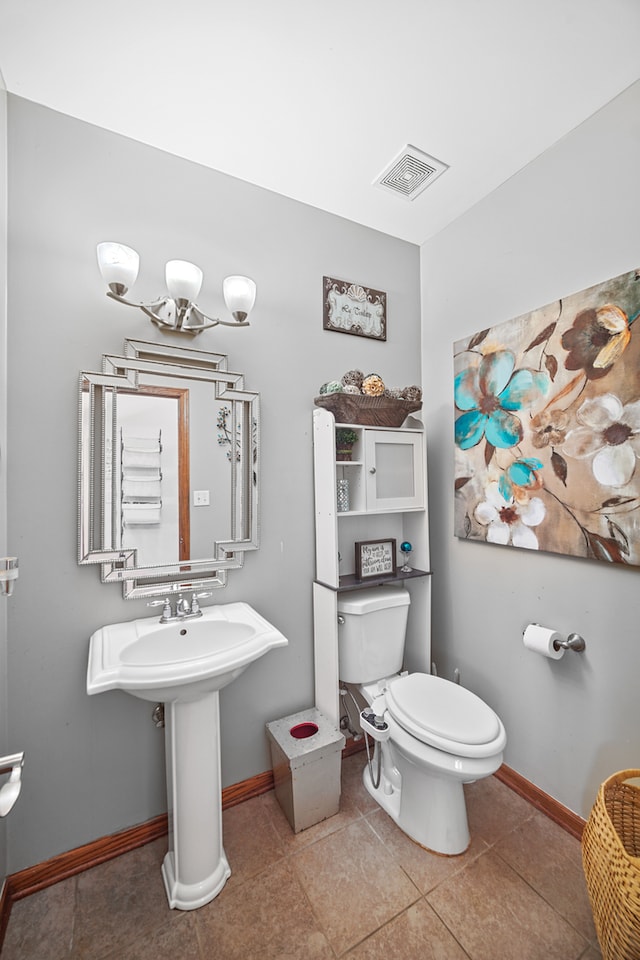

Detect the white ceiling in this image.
[1,0,639,245]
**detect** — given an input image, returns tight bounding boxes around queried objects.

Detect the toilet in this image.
[337,586,506,855]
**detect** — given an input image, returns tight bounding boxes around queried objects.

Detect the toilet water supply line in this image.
[339,685,362,741]
[340,686,383,789]
[361,719,383,790]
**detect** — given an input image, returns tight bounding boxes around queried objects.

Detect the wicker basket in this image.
[582,768,640,960]
[314,393,422,428]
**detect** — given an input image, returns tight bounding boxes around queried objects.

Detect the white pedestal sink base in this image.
[87,603,289,911]
[163,691,230,910]
[162,848,230,911]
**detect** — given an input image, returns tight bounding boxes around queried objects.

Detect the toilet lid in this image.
[386,673,502,750]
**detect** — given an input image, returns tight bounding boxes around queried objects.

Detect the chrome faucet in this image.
[147,592,212,623]
[176,596,191,618]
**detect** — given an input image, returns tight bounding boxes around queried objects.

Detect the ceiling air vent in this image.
[375,145,448,201]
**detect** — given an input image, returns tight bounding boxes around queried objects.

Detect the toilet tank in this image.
[337,587,410,684]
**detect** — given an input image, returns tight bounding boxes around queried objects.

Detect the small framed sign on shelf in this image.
[355,539,397,580]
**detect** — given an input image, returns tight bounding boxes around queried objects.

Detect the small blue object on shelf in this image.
[400,541,413,573]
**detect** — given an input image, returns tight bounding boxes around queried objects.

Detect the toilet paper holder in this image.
[553,632,586,653]
[0,751,24,818]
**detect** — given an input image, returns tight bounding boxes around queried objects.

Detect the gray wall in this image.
[421,80,640,819]
[0,75,8,885]
[5,97,421,873]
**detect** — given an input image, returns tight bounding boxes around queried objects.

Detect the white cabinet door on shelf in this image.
[363,429,424,512]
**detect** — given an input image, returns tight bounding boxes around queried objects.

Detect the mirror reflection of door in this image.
[117,387,190,565]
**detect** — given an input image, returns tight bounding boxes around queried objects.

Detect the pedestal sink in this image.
[87,602,288,910]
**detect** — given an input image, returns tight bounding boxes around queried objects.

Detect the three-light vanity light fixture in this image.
[96,241,257,335]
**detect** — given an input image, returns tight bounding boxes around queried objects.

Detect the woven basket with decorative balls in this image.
[314,393,422,428]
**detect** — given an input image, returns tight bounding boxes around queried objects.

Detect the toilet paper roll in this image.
[522,623,564,659]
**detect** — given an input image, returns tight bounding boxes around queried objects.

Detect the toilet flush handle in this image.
[337,615,345,625]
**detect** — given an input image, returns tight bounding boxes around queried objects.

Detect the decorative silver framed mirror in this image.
[78,339,259,598]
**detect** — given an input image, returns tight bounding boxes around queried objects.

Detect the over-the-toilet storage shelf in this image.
[312,407,432,727]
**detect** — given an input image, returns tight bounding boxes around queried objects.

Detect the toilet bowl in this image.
[359,672,506,854]
[337,587,506,855]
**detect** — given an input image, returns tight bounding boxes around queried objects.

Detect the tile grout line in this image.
[284,827,357,959]
[420,893,476,960]
[488,845,593,953]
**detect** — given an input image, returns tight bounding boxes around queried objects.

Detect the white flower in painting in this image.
[563,394,640,487]
[474,482,545,550]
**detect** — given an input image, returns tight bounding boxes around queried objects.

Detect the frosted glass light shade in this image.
[97,242,140,291]
[223,276,257,319]
[165,260,203,301]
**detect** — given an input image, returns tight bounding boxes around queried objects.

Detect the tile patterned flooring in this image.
[2,753,602,959]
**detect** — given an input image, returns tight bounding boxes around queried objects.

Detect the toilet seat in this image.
[385,673,506,759]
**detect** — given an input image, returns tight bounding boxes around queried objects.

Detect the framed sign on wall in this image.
[323,276,387,341]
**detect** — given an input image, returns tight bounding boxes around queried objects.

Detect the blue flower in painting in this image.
[498,458,544,502]
[455,350,550,450]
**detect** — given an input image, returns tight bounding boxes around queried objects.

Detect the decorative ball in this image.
[342,384,361,394]
[341,369,365,389]
[319,380,344,395]
[362,374,385,396]
[384,387,403,399]
[400,541,412,553]
[402,384,422,402]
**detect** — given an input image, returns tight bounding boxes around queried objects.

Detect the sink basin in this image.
[87,601,287,702]
[86,601,288,911]
[121,621,253,665]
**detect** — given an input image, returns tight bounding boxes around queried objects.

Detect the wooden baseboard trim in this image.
[342,736,366,758]
[220,769,274,809]
[7,813,169,903]
[0,881,10,950]
[495,764,586,840]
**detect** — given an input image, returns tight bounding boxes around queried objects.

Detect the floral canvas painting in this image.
[454,267,640,566]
